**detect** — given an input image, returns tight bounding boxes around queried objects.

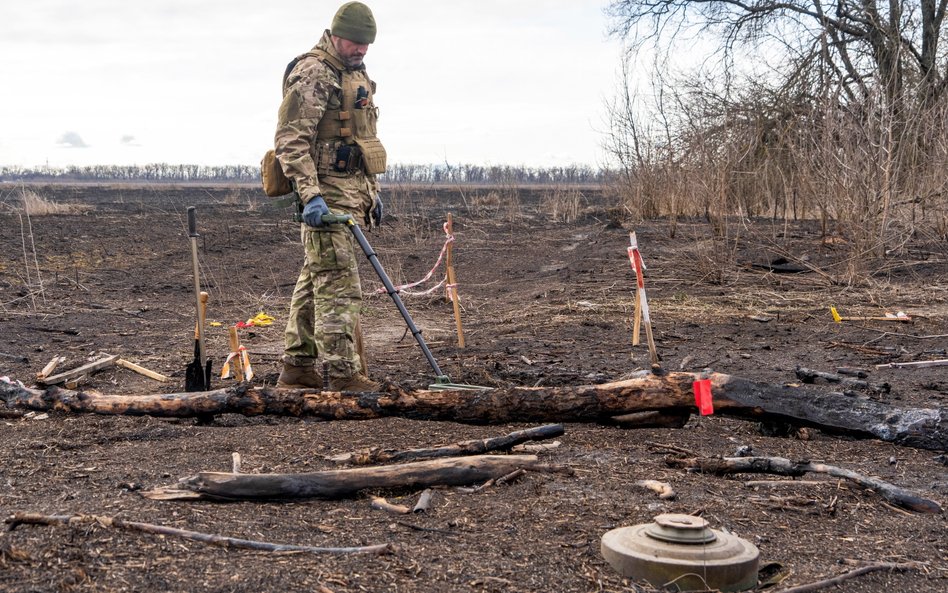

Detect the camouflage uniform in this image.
[275,29,384,381]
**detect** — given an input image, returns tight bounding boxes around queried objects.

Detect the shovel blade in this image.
[185,339,211,392]
[185,359,204,391]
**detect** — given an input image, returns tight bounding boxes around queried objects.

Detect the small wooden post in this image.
[628,232,659,367]
[227,326,244,380]
[632,289,642,347]
[445,214,466,348]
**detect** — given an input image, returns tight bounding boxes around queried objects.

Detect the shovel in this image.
[184,207,212,391]
[321,212,489,391]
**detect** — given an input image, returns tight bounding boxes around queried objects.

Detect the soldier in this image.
[274,1,386,391]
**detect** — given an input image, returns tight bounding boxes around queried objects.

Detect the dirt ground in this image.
[0,183,945,593]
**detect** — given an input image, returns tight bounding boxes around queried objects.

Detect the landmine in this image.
[601,513,760,592]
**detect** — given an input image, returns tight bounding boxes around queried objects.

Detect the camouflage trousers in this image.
[283,173,375,379]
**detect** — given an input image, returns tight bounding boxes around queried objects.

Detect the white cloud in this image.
[57,132,89,149]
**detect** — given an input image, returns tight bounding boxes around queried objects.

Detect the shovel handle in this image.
[187,206,199,237]
[194,292,208,339]
[320,213,354,226]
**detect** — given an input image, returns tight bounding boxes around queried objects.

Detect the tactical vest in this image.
[286,49,387,177]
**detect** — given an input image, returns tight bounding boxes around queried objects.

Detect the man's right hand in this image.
[302,196,329,227]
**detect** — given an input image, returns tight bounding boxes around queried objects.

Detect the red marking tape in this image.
[693,379,714,416]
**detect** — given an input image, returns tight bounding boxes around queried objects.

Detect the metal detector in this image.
[321,213,489,391]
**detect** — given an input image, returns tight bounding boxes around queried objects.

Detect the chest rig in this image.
[290,49,387,177]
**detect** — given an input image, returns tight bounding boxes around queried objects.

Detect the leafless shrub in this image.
[605,64,948,284]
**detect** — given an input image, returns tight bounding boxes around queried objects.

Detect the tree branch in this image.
[5,512,393,555]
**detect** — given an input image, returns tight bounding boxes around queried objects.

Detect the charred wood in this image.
[666,456,941,513]
[328,424,564,464]
[143,454,558,501]
[2,371,945,451]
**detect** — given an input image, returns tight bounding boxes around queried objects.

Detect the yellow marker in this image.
[246,312,275,327]
[830,307,842,323]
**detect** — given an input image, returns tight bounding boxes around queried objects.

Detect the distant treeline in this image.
[0,163,608,185]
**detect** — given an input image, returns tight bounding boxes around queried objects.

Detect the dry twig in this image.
[6,512,393,555]
[773,562,919,593]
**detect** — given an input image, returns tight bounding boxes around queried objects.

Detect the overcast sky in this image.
[0,1,625,169]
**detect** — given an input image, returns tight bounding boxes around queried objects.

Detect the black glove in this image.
[369,194,383,227]
[302,195,329,227]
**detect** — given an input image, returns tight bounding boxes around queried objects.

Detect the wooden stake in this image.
[628,232,659,367]
[445,213,466,348]
[830,307,912,323]
[227,326,244,380]
[370,496,411,515]
[37,354,119,385]
[876,359,948,369]
[115,358,170,383]
[36,356,66,381]
[631,289,642,347]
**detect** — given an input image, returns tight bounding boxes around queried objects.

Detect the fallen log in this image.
[2,371,945,451]
[666,456,942,514]
[143,454,559,501]
[327,424,565,464]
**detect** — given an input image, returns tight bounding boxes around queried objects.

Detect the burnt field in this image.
[0,183,946,592]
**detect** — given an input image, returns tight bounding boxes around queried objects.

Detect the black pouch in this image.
[333,144,363,173]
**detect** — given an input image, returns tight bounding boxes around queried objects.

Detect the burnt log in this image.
[143,454,557,501]
[328,424,565,464]
[1,371,945,451]
[666,456,942,514]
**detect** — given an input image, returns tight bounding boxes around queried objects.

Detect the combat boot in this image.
[277,363,323,389]
[329,373,380,392]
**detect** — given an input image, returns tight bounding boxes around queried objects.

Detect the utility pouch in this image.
[353,137,387,175]
[260,149,293,196]
[333,144,363,173]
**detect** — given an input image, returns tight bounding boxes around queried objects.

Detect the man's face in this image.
[332,36,370,68]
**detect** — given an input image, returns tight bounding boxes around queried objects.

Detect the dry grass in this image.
[19,188,91,216]
[468,191,502,217]
[606,79,948,284]
[539,188,584,223]
[221,190,261,211]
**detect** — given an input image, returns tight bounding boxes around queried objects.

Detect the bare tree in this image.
[607,0,948,108]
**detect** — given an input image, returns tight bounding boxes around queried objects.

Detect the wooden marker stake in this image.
[227,326,244,380]
[632,288,642,347]
[629,232,659,367]
[445,214,466,348]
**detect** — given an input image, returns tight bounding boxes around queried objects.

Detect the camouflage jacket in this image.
[274,30,379,204]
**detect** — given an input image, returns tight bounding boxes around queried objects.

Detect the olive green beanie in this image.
[331,2,377,44]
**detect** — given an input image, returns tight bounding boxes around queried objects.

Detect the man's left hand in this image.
[368,194,383,227]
